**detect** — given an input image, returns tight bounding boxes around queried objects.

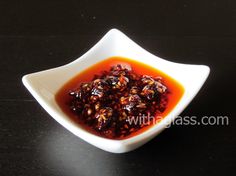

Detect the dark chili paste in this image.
[56,57,184,139]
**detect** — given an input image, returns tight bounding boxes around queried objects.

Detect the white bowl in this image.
[22,29,210,153]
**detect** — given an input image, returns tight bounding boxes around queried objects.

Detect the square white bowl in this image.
[22,29,210,153]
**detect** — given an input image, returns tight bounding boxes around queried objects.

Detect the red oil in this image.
[55,56,184,139]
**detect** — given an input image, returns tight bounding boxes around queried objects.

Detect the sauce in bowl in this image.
[56,57,184,139]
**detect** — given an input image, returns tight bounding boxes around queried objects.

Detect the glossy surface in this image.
[56,57,184,139]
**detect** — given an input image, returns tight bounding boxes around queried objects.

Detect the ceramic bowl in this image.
[22,29,210,153]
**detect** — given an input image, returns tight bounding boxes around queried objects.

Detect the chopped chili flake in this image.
[68,64,168,138]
